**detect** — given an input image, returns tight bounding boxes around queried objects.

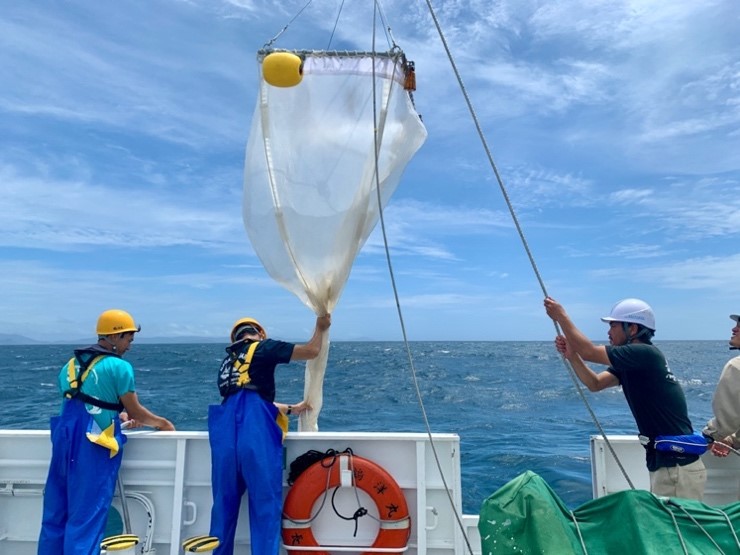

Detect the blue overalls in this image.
[38,399,126,555]
[208,389,284,555]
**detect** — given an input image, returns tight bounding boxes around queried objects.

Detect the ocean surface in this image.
[1,340,729,514]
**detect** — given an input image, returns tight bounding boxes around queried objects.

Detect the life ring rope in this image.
[282,452,411,554]
[282,450,340,528]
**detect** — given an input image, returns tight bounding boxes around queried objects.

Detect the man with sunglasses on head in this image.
[205,313,331,555]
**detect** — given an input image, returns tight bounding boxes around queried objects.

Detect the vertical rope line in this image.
[710,507,740,549]
[568,510,589,555]
[421,0,636,489]
[262,0,314,48]
[326,0,346,49]
[369,2,476,553]
[666,508,691,555]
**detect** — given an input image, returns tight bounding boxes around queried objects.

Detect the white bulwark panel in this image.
[590,434,740,505]
[0,430,482,555]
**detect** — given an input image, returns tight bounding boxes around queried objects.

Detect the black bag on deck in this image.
[287,447,353,485]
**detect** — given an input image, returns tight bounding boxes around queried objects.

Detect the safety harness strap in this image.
[235,341,260,387]
[64,355,125,412]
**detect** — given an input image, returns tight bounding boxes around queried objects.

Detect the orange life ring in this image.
[282,453,411,554]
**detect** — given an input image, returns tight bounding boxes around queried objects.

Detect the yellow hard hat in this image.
[231,317,266,342]
[96,309,141,336]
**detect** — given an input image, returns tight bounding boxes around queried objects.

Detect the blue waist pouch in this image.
[653,433,708,455]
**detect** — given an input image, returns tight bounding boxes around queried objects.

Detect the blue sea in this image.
[1,340,729,514]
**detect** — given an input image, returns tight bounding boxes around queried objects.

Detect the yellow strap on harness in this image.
[235,341,260,387]
[65,355,107,398]
[66,354,122,458]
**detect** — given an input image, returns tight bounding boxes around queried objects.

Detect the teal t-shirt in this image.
[58,354,136,431]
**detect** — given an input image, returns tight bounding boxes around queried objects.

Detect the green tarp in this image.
[479,471,740,554]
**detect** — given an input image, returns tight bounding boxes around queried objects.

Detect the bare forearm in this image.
[121,393,174,430]
[567,354,601,391]
[565,352,618,391]
[291,333,322,360]
[303,329,323,357]
[557,315,595,358]
[128,407,171,430]
[274,400,310,416]
[544,297,610,365]
[291,314,331,361]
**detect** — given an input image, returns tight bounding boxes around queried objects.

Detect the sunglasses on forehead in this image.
[234,325,260,340]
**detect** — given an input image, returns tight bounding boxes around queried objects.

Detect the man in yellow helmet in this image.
[38,309,175,555]
[207,313,331,555]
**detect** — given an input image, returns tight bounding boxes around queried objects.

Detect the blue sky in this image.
[1,0,739,343]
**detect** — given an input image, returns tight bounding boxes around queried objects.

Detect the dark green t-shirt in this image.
[606,342,697,471]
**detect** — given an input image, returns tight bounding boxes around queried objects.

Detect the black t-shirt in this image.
[606,342,697,470]
[217,338,295,402]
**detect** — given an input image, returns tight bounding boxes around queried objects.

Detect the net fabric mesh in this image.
[243,53,427,430]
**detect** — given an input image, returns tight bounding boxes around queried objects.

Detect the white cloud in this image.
[594,254,740,291]
[0,165,245,251]
[0,0,738,342]
[608,180,740,240]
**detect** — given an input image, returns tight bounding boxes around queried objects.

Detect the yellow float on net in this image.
[262,52,303,87]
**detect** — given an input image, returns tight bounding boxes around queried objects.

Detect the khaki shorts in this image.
[649,457,706,501]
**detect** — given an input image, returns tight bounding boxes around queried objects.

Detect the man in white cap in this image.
[544,297,706,500]
[703,314,740,470]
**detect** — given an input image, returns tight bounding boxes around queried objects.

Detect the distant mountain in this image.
[134,336,224,345]
[0,333,41,345]
[55,337,225,346]
[0,333,224,346]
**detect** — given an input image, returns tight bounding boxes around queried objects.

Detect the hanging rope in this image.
[326,0,345,49]
[368,1,477,553]
[262,0,314,49]
[568,510,589,555]
[331,486,368,537]
[664,506,691,555]
[260,1,637,551]
[281,449,344,527]
[420,0,636,490]
[374,0,396,50]
[664,498,727,554]
[708,506,740,549]
[327,0,394,51]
